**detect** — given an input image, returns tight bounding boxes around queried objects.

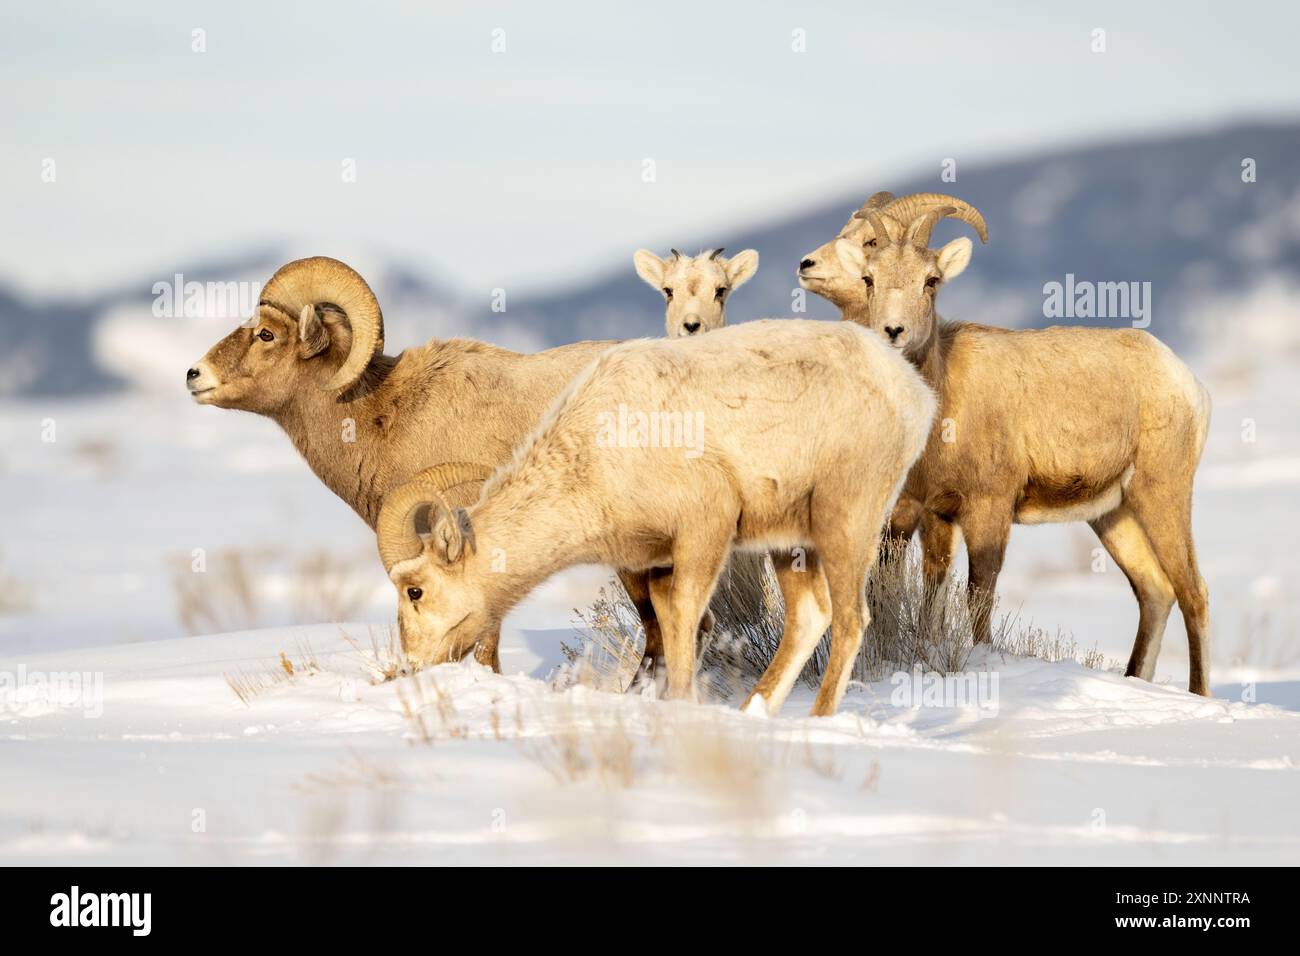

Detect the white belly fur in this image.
[1014,465,1134,526]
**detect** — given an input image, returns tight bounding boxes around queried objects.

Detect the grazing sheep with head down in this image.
[185,256,682,672]
[826,198,1213,694]
[377,319,936,716]
[633,247,759,337]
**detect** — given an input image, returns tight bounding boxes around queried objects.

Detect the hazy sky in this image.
[2,0,1298,298]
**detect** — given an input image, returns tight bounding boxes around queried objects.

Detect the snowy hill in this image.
[3,121,1298,397]
[498,120,1300,346]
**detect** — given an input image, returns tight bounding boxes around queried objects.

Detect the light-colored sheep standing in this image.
[376,320,936,716]
[633,247,758,337]
[828,200,1213,694]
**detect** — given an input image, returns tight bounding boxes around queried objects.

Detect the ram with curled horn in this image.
[186,255,759,677]
[377,318,935,717]
[797,191,986,316]
[829,198,1214,696]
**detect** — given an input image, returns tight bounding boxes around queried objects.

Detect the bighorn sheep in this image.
[827,200,1213,695]
[633,247,759,337]
[799,191,987,327]
[376,320,936,716]
[185,256,680,672]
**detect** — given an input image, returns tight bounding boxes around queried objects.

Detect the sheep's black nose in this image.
[799,258,815,270]
[885,326,903,342]
[186,367,201,381]
[683,320,701,334]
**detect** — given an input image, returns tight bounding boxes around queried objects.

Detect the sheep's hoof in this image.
[628,654,665,697]
[472,642,501,673]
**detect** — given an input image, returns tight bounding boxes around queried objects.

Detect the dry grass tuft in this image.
[993,617,1113,670]
[517,700,639,789]
[289,550,375,626]
[0,553,31,614]
[341,624,415,684]
[512,703,844,830]
[567,538,1102,701]
[172,547,375,636]
[395,671,469,743]
[223,638,321,705]
[174,548,266,636]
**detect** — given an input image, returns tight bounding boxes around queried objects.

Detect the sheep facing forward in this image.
[377,320,936,716]
[832,202,1213,695]
[633,247,759,337]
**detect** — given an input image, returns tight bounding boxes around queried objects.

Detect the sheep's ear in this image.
[834,239,867,276]
[936,237,972,282]
[633,249,666,288]
[724,249,759,289]
[432,507,475,564]
[297,304,331,359]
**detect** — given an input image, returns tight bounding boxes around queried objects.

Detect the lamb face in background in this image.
[377,320,936,717]
[633,247,758,337]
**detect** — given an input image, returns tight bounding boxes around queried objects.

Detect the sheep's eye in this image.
[864,238,877,248]
[406,587,423,602]
[925,276,940,289]
[715,286,727,300]
[863,276,875,288]
[663,288,673,299]
[257,329,274,342]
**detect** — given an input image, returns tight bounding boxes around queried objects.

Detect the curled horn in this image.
[376,462,495,571]
[708,247,725,260]
[858,191,895,212]
[906,206,957,250]
[881,193,989,244]
[854,209,895,249]
[260,256,385,393]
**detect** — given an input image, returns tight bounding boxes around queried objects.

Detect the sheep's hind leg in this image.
[1090,503,1175,682]
[621,567,717,693]
[1124,482,1211,695]
[618,569,664,689]
[742,550,831,716]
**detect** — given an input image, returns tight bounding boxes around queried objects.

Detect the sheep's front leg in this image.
[647,542,730,702]
[472,627,503,672]
[958,502,1012,645]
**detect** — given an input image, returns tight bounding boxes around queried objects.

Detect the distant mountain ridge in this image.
[2,120,1297,396]
[479,120,1300,349]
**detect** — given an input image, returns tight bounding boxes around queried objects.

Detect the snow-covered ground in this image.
[1,314,1298,864]
[2,628,1297,864]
